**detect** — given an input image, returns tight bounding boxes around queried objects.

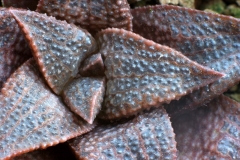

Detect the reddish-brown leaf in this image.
[2,0,38,10]
[10,9,97,95]
[96,28,223,119]
[79,53,105,77]
[131,5,240,114]
[172,95,240,159]
[0,59,96,159]
[62,77,105,124]
[36,0,132,35]
[0,8,31,89]
[69,107,177,160]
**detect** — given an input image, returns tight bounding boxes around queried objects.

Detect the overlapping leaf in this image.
[0,59,96,159]
[0,1,239,159]
[79,53,105,77]
[96,28,223,119]
[0,8,31,89]
[10,9,97,94]
[37,0,132,35]
[69,107,177,160]
[172,95,240,159]
[132,5,240,114]
[62,77,105,124]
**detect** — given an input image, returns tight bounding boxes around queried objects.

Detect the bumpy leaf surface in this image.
[69,107,177,160]
[79,53,105,77]
[0,8,31,89]
[2,0,38,10]
[37,0,132,35]
[96,28,223,119]
[132,5,240,114]
[62,77,105,124]
[10,9,97,94]
[0,59,96,159]
[172,95,240,159]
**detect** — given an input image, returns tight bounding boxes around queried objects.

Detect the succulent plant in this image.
[0,0,240,159]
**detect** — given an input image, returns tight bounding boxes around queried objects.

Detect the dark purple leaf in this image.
[10,9,97,95]
[172,95,240,159]
[96,28,223,119]
[79,53,105,77]
[131,5,240,114]
[2,0,38,10]
[12,143,76,160]
[62,77,105,124]
[0,59,96,159]
[0,8,31,89]
[69,106,177,160]
[36,0,132,35]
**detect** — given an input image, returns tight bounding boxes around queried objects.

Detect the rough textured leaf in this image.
[0,8,31,89]
[172,95,240,159]
[62,77,105,124]
[37,0,132,35]
[2,0,38,10]
[10,9,97,95]
[79,53,105,77]
[96,28,223,119]
[0,59,96,159]
[132,5,240,114]
[69,107,177,160]
[11,143,76,160]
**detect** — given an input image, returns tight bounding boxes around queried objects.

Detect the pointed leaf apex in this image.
[63,77,105,124]
[97,28,224,119]
[9,9,97,94]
